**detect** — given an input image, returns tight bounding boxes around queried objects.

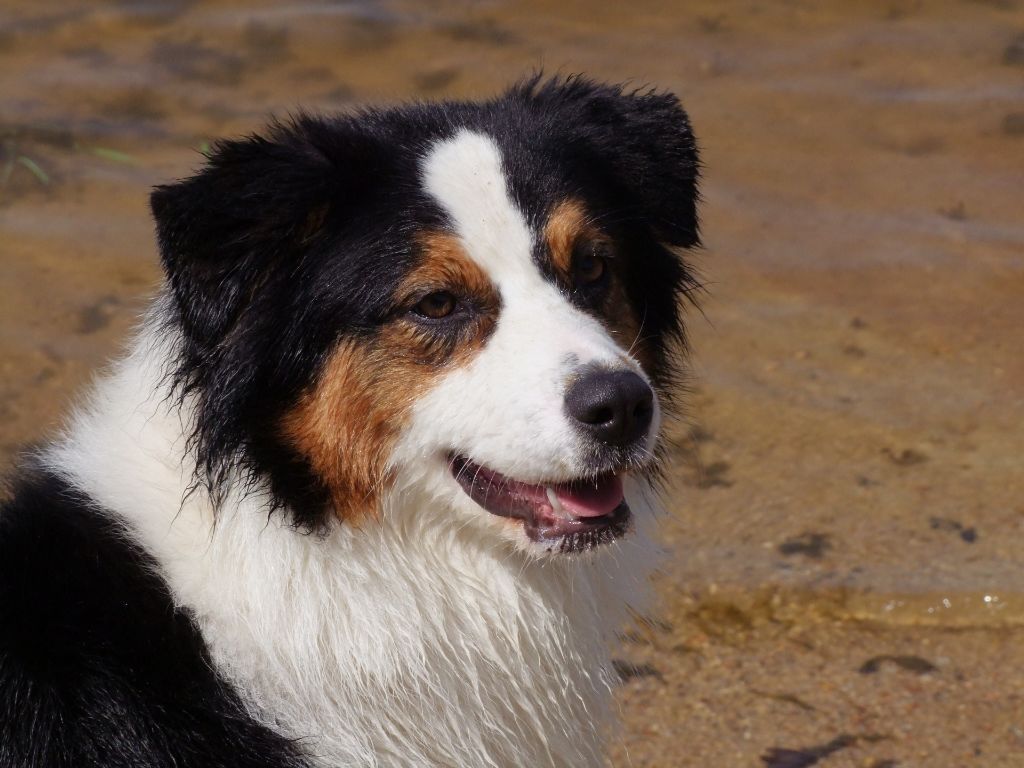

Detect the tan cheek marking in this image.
[281,340,411,523]
[545,199,656,373]
[282,232,500,523]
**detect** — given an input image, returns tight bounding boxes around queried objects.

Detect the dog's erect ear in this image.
[150,115,380,351]
[518,76,701,248]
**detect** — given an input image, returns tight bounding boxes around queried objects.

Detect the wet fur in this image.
[0,76,700,767]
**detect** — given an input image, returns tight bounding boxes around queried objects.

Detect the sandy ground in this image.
[1,1,1023,765]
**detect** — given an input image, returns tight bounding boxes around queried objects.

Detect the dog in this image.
[0,75,700,767]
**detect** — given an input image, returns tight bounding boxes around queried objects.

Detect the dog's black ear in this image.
[150,115,379,351]
[518,76,701,248]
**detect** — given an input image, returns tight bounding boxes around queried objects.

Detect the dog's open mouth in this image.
[450,456,631,551]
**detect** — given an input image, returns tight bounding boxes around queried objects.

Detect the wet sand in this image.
[1,1,1023,765]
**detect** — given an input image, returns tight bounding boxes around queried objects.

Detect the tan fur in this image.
[545,198,592,276]
[282,231,499,522]
[403,233,501,327]
[544,199,652,370]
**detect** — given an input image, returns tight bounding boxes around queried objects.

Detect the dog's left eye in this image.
[412,291,458,320]
[572,242,610,288]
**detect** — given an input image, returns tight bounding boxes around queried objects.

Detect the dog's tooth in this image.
[545,486,564,515]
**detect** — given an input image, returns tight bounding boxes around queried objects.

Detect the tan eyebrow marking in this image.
[544,198,655,373]
[544,198,593,276]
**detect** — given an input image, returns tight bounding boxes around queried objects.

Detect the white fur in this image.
[42,129,665,767]
[411,130,660,553]
[418,131,640,464]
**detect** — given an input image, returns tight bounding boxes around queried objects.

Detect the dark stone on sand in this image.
[778,532,831,559]
[696,460,732,489]
[76,296,120,335]
[612,659,663,682]
[1003,33,1024,65]
[859,654,938,675]
[929,516,979,543]
[762,734,857,768]
[1002,112,1024,136]
[938,201,968,221]
[882,447,928,466]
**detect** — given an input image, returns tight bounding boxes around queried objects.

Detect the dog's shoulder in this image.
[0,468,307,768]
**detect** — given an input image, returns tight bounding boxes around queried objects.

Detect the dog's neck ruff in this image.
[43,315,659,767]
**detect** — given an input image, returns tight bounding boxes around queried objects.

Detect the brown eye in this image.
[573,243,608,286]
[412,291,457,320]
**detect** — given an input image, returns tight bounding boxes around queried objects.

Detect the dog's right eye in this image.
[572,246,607,286]
[412,291,458,320]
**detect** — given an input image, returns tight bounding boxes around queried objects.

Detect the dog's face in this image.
[151,77,699,555]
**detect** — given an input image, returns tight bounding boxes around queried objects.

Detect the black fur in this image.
[151,117,430,529]
[1,76,701,766]
[0,470,307,768]
[152,75,700,531]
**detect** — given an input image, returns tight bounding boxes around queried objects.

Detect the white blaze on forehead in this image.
[419,127,629,363]
[421,129,534,282]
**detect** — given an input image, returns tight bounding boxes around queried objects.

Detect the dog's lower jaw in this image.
[447,454,635,553]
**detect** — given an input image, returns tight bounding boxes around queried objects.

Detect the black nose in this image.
[564,369,654,447]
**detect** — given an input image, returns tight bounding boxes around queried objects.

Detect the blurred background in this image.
[1,1,1022,765]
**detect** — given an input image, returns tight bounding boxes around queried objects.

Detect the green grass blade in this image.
[89,146,137,165]
[16,155,50,185]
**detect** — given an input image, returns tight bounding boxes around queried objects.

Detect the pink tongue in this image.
[552,475,624,518]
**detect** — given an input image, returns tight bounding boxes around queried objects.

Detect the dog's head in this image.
[151,76,700,555]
